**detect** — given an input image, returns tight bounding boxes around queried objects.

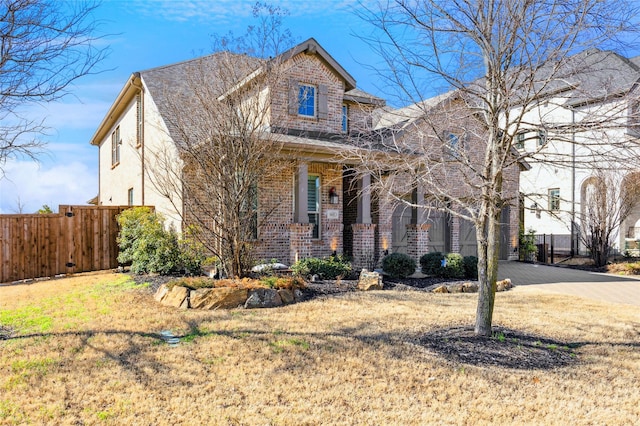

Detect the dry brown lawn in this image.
[0,272,639,425]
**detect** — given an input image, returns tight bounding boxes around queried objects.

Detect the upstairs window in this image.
[298,85,316,117]
[111,126,120,166]
[342,104,349,132]
[515,132,525,150]
[128,188,134,206]
[549,188,560,211]
[538,129,547,146]
[445,132,463,159]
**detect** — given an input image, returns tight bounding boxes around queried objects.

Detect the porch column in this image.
[451,215,461,254]
[406,184,430,265]
[290,163,312,264]
[294,163,308,223]
[353,174,376,270]
[377,194,393,262]
[357,173,372,224]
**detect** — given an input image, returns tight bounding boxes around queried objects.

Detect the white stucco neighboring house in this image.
[517,49,640,256]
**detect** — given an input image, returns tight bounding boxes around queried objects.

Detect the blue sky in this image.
[0,0,388,214]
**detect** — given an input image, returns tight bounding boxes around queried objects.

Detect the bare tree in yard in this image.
[353,1,639,336]
[0,0,107,173]
[144,4,295,277]
[579,169,640,267]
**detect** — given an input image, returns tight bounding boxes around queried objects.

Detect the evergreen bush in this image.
[291,255,351,280]
[381,252,416,278]
[463,255,478,279]
[442,253,464,278]
[117,207,205,275]
[420,252,445,276]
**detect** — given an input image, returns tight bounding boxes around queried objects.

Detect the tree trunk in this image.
[474,209,500,336]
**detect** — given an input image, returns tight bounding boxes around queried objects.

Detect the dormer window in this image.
[298,84,316,117]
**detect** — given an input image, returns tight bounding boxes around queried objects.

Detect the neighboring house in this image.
[371,92,524,261]
[90,38,525,268]
[516,49,640,256]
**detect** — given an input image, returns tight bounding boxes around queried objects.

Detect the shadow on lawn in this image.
[419,326,585,370]
[3,320,639,374]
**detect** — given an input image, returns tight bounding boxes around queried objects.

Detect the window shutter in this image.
[288,79,299,115]
[307,176,318,212]
[318,84,328,120]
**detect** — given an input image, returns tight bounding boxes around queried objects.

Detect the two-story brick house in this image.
[91,38,525,269]
[90,38,396,269]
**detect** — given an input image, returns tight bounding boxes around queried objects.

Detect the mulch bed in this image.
[419,326,579,370]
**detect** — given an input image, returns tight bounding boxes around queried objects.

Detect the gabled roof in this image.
[279,38,357,91]
[90,38,377,148]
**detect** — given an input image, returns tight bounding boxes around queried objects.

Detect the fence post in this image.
[550,234,554,264]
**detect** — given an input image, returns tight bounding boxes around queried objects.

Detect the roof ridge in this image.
[138,51,246,74]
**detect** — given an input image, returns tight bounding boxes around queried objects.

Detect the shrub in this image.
[117,207,205,275]
[291,255,351,280]
[420,252,445,276]
[463,256,478,279]
[442,253,464,278]
[420,252,469,278]
[381,252,416,278]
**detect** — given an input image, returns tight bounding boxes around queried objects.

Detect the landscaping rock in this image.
[432,285,450,293]
[496,278,513,292]
[190,287,248,310]
[154,284,169,302]
[447,283,464,293]
[358,269,383,291]
[245,288,283,309]
[462,282,479,293]
[160,285,189,308]
[278,289,295,305]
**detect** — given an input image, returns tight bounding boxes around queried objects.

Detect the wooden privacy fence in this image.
[0,205,131,283]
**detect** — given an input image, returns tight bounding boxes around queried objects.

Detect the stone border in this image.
[154,284,303,310]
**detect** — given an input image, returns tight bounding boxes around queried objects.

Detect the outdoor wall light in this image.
[329,186,339,204]
[383,249,389,256]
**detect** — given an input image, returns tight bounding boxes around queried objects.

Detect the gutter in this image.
[89,72,143,146]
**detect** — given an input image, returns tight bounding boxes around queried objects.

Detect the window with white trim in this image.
[127,188,134,206]
[445,132,463,159]
[538,129,547,146]
[549,188,560,211]
[515,132,525,150]
[111,126,120,166]
[298,84,316,117]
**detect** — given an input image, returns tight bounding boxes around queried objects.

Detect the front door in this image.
[392,203,412,254]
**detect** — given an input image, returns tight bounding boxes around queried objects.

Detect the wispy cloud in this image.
[0,160,97,214]
[127,0,359,24]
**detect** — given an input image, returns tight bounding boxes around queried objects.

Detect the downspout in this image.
[131,72,145,205]
[571,108,576,256]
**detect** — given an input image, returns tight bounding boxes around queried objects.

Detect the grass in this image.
[0,272,639,425]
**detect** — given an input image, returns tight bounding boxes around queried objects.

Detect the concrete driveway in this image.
[497,261,640,306]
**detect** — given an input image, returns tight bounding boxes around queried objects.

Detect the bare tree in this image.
[0,0,107,173]
[579,169,640,267]
[144,3,295,277]
[352,0,639,336]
